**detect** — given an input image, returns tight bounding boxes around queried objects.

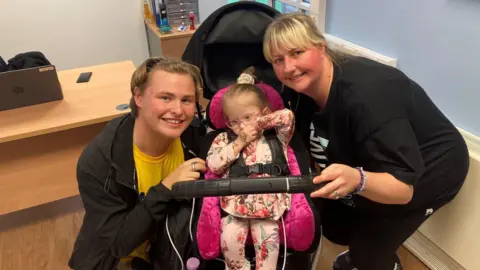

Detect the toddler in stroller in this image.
[195,67,319,270]
[180,3,323,268]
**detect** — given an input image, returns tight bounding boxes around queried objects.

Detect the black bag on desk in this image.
[0,56,6,72]
[5,51,51,71]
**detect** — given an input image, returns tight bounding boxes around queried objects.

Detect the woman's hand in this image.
[310,163,361,199]
[162,158,206,190]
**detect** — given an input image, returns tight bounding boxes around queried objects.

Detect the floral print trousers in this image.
[221,215,280,270]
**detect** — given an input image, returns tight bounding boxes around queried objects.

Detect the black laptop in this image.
[0,65,63,111]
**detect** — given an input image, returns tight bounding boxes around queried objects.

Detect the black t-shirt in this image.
[288,56,469,212]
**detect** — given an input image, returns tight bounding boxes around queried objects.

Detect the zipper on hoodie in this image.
[105,166,137,192]
[111,167,137,192]
[104,166,114,192]
[133,168,138,192]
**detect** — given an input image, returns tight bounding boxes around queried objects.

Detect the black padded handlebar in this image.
[171,175,327,199]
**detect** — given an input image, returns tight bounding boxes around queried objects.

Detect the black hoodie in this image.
[68,113,221,270]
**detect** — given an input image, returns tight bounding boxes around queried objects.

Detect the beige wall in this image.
[419,138,480,270]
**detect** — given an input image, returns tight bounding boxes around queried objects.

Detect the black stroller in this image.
[182,2,323,269]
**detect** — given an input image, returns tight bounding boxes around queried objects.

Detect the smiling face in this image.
[271,46,324,94]
[134,69,196,139]
[263,13,330,95]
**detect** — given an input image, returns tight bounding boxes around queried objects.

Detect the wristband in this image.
[354,167,367,194]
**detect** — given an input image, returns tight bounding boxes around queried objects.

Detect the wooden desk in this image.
[0,61,135,269]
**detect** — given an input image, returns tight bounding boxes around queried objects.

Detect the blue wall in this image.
[327,0,480,136]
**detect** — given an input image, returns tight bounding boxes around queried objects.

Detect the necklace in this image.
[327,60,334,90]
[318,60,334,108]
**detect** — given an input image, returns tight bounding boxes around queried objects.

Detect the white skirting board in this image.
[404,231,465,270]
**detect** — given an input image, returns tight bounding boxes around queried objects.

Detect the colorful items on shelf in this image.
[143,0,155,24]
[144,0,198,35]
[158,2,172,34]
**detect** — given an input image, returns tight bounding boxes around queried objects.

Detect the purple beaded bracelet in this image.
[354,167,367,194]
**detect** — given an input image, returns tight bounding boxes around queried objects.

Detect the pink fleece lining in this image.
[196,84,315,260]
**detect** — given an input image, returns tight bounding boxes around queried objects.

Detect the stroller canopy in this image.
[182,2,282,101]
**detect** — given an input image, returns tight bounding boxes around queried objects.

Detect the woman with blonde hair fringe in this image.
[264,13,469,270]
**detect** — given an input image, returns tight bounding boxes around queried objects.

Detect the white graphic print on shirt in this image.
[309,122,355,207]
[309,123,328,168]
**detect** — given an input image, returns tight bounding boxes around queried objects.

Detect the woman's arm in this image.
[311,164,414,205]
[257,108,295,145]
[76,158,204,259]
[206,132,246,175]
[311,115,423,205]
[362,171,414,204]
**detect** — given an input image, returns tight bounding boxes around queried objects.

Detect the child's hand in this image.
[240,124,260,144]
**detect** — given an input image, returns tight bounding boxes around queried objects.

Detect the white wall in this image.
[198,0,226,21]
[0,0,229,71]
[0,0,149,71]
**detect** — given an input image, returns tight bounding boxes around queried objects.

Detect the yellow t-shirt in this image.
[122,138,184,263]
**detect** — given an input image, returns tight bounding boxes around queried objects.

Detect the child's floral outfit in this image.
[206,109,295,270]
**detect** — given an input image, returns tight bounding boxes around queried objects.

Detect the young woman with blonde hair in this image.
[263,13,469,270]
[69,57,223,270]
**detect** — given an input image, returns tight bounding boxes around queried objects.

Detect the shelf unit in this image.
[165,0,200,26]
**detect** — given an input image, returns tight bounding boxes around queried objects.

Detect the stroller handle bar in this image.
[170,174,328,199]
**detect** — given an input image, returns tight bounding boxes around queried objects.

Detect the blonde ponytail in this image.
[223,66,269,108]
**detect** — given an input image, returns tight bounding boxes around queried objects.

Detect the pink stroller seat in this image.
[195,83,316,260]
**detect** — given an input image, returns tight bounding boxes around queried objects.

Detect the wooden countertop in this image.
[146,22,199,40]
[0,61,135,215]
[0,61,135,144]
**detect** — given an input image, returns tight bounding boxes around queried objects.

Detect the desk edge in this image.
[0,113,128,144]
[0,194,81,216]
[146,22,197,40]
